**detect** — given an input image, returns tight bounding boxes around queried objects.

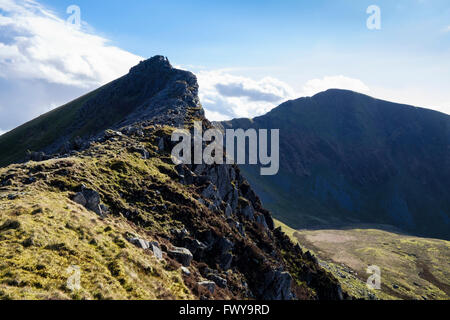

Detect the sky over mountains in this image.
[0,0,449,133]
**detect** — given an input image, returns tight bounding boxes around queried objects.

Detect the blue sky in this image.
[0,0,449,133]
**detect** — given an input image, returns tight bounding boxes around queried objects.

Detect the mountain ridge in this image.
[0,56,346,300]
[0,56,203,167]
[220,89,450,240]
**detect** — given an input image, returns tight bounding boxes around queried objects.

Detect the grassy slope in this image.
[0,122,340,300]
[0,87,104,168]
[275,220,450,300]
[0,130,196,300]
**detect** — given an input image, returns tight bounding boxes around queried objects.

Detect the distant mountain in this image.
[220,89,450,240]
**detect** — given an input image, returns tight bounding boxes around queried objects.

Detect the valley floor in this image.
[275,220,450,300]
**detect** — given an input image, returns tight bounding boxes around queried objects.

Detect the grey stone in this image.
[152,243,163,260]
[73,192,87,207]
[219,253,233,271]
[240,204,254,220]
[129,238,150,250]
[7,194,17,200]
[255,214,268,229]
[198,281,216,294]
[104,130,123,139]
[216,237,234,255]
[258,269,294,300]
[168,247,193,267]
[201,183,217,200]
[158,137,165,151]
[186,239,208,256]
[225,204,232,218]
[181,266,191,276]
[207,274,227,288]
[81,188,103,216]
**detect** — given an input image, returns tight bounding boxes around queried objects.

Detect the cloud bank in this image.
[0,0,142,133]
[0,0,374,130]
[197,70,370,121]
[196,69,297,121]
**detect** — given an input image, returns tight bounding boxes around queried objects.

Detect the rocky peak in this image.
[0,57,347,300]
[129,55,173,75]
[0,56,203,162]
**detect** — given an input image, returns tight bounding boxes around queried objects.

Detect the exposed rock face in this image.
[168,247,194,267]
[0,56,346,301]
[257,269,294,300]
[73,186,107,216]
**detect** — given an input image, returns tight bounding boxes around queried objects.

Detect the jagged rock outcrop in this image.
[0,56,346,301]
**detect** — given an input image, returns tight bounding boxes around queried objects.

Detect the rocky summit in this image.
[0,56,344,300]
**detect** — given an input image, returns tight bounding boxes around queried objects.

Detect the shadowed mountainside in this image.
[220,90,450,240]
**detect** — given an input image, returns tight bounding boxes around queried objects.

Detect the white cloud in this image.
[196,70,372,121]
[0,0,142,88]
[0,129,5,136]
[0,0,143,131]
[0,1,376,127]
[196,69,296,121]
[301,75,370,97]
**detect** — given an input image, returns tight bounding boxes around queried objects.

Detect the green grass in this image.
[0,87,104,167]
[0,128,199,300]
[275,219,450,300]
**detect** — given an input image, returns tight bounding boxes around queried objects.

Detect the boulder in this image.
[28,151,46,162]
[104,129,124,139]
[73,187,107,216]
[73,192,87,207]
[258,269,294,300]
[215,237,234,256]
[129,238,150,250]
[219,253,233,271]
[207,274,227,288]
[122,125,144,137]
[185,239,208,257]
[133,147,150,159]
[181,266,191,276]
[158,137,165,151]
[168,247,193,267]
[255,214,268,229]
[224,204,232,218]
[151,242,163,260]
[198,281,216,294]
[240,204,255,221]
